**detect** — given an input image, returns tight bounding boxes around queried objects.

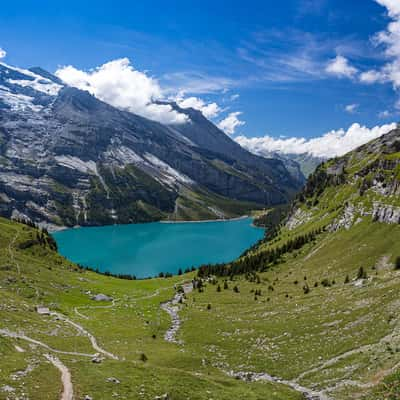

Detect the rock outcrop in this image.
[372,203,400,224]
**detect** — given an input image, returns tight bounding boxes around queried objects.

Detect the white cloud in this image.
[177,96,222,118]
[375,0,400,17]
[0,47,6,59]
[359,1,400,110]
[55,58,188,125]
[345,104,359,113]
[235,122,397,158]
[230,93,240,101]
[325,55,358,78]
[359,69,385,84]
[217,112,245,135]
[379,110,392,118]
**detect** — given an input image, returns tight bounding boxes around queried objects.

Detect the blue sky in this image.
[0,0,399,156]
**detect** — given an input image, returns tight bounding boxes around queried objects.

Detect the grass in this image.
[0,217,300,400]
[1,130,400,399]
[1,212,400,399]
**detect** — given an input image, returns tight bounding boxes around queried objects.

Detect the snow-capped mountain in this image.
[0,62,303,228]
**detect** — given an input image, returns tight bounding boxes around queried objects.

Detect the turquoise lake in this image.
[53,217,264,278]
[53,218,264,278]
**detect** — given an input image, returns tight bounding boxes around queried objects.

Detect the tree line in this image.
[198,227,324,278]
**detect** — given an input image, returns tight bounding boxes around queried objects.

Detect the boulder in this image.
[91,294,113,302]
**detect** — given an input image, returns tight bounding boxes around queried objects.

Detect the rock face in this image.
[0,62,302,227]
[284,126,400,231]
[373,203,400,224]
[286,208,312,230]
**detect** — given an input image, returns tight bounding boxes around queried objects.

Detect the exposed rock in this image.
[327,162,345,176]
[329,204,356,232]
[286,208,312,230]
[154,394,170,400]
[106,377,120,384]
[372,202,400,224]
[329,203,369,232]
[1,385,15,393]
[91,294,113,302]
[0,62,302,227]
[91,354,105,364]
[161,283,193,344]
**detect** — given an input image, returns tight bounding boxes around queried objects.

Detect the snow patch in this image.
[1,62,62,96]
[0,88,43,112]
[8,78,62,96]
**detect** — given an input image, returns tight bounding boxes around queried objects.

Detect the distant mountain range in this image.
[237,148,324,179]
[0,62,304,228]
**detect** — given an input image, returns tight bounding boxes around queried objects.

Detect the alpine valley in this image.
[1,100,400,400]
[0,62,304,228]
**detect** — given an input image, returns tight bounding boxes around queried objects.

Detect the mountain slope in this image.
[0,62,302,228]
[194,126,400,399]
[0,216,301,400]
[169,103,308,183]
[1,128,400,400]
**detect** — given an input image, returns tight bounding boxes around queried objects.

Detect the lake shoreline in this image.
[160,215,249,224]
[49,215,252,232]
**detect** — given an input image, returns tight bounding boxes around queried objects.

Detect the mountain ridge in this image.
[0,62,303,228]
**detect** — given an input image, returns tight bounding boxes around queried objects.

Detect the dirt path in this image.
[44,354,73,400]
[74,299,117,320]
[0,328,94,357]
[161,283,193,344]
[51,312,119,360]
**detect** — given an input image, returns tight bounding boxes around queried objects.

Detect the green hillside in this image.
[1,127,400,400]
[0,217,300,400]
[195,127,400,399]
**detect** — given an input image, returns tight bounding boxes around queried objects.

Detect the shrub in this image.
[357,266,368,280]
[140,353,148,362]
[321,278,331,287]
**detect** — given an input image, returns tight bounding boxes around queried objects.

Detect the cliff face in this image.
[284,126,400,232]
[0,63,303,227]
